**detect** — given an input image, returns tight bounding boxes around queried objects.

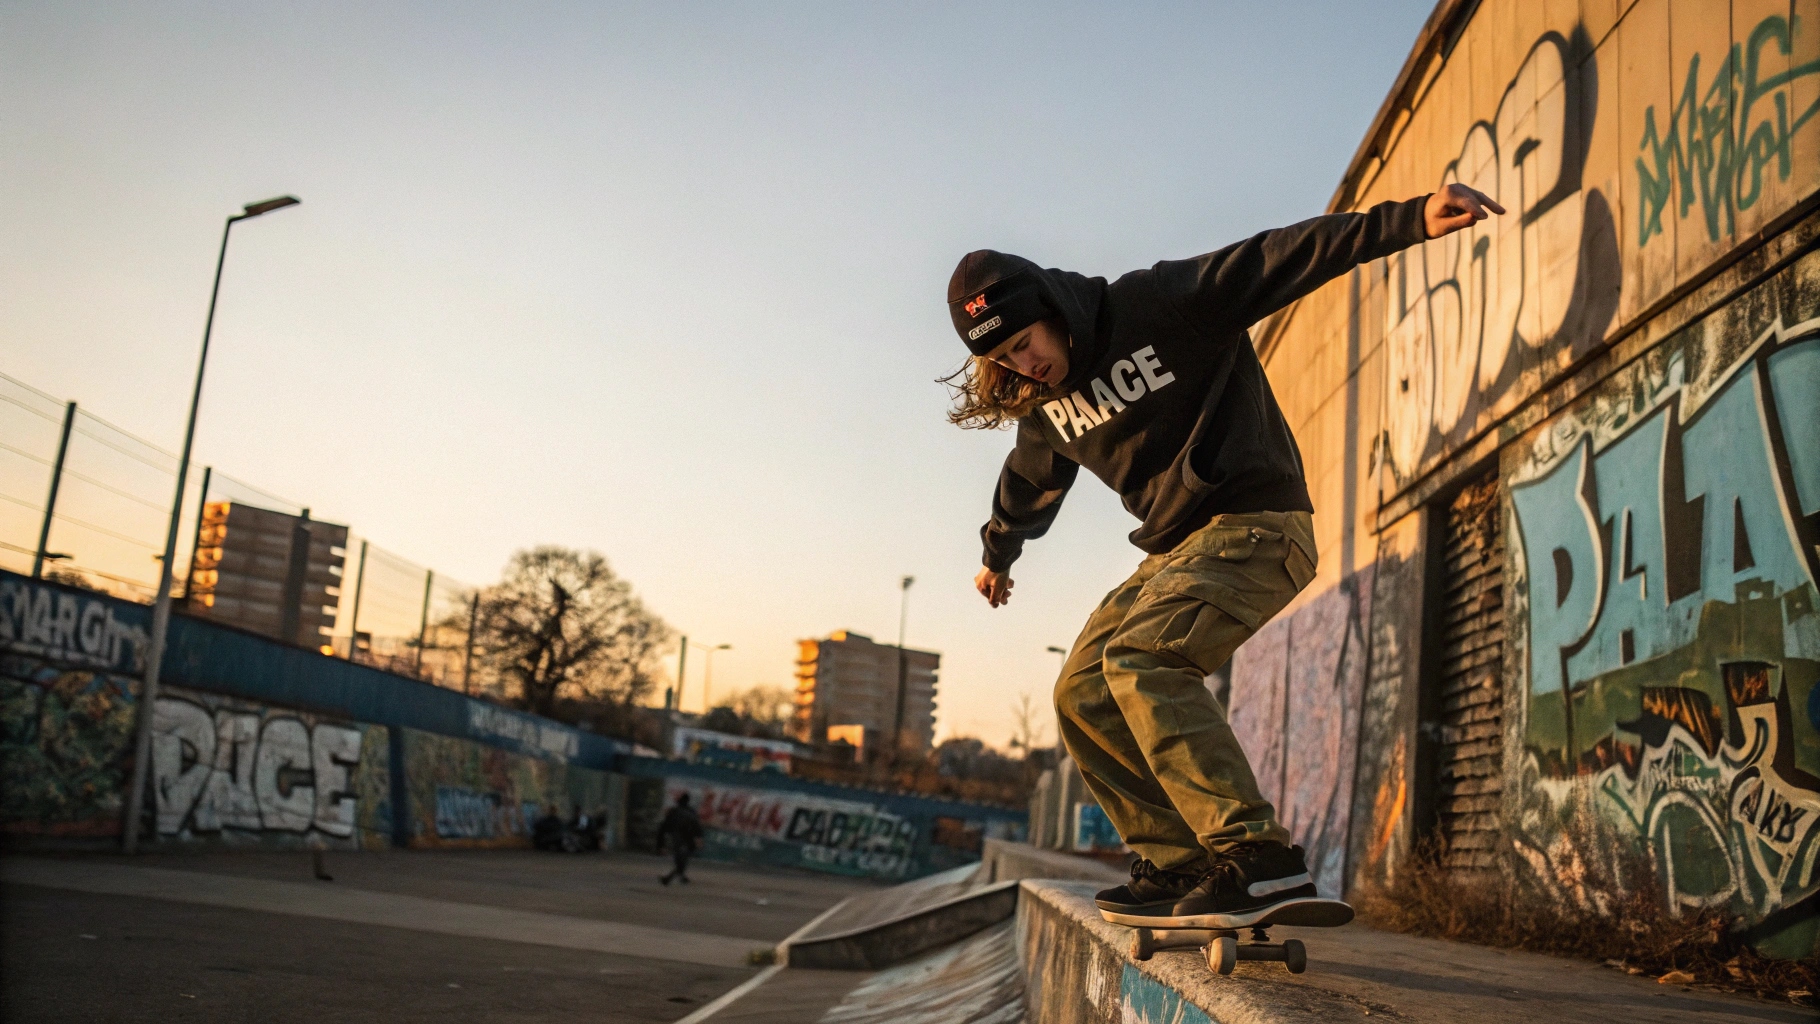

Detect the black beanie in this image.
[947,250,1053,356]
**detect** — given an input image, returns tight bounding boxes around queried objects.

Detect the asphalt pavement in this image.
[1,848,883,1023]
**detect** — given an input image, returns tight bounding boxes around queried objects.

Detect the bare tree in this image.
[1008,691,1050,754]
[470,546,671,716]
[720,684,794,730]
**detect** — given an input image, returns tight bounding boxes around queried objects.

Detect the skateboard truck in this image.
[1129,925,1307,975]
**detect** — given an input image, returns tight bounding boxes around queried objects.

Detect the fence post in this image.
[415,569,434,676]
[461,591,479,695]
[30,401,76,578]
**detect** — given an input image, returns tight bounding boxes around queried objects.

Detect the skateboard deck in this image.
[1125,898,1353,976]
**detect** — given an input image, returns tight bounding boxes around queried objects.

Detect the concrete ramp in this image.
[814,920,1024,1024]
[779,863,1019,970]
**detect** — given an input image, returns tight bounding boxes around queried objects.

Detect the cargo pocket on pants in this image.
[1123,547,1273,676]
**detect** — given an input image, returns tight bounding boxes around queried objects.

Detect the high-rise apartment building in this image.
[792,630,938,756]
[186,502,346,648]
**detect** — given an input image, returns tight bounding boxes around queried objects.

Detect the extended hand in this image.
[1424,183,1505,238]
[975,567,1014,608]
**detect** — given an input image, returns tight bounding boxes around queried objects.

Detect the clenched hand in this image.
[975,567,1014,608]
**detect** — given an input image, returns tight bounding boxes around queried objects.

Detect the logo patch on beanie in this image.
[967,315,1002,341]
[965,293,989,317]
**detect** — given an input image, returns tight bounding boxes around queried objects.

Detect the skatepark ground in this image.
[3,845,1812,1023]
[0,848,879,1023]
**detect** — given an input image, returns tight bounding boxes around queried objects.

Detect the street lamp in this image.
[701,643,732,712]
[891,575,915,754]
[1046,645,1068,673]
[121,195,301,854]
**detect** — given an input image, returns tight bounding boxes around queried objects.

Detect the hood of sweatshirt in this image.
[946,249,1109,388]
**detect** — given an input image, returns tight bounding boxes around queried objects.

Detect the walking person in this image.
[658,793,704,886]
[943,184,1502,927]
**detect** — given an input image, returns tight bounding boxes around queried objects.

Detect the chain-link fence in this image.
[1,369,482,693]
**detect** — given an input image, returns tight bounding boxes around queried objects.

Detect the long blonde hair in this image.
[938,356,1053,430]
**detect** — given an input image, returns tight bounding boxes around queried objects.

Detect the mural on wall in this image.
[665,778,919,879]
[403,728,610,848]
[1229,568,1375,897]
[1,655,137,839]
[1382,28,1621,492]
[1,577,148,840]
[151,685,391,848]
[1507,251,1820,956]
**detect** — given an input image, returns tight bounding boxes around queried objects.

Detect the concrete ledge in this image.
[1014,880,1813,1024]
[1018,880,1362,1024]
[979,838,1127,885]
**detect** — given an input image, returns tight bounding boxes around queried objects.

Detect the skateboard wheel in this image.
[1207,935,1238,975]
[1130,929,1154,961]
[1283,939,1306,974]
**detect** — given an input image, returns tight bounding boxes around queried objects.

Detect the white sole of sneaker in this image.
[1099,896,1354,930]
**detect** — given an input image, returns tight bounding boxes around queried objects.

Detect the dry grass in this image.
[1354,838,1817,1007]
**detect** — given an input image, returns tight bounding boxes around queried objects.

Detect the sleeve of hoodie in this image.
[1152,195,1429,337]
[981,415,1080,571]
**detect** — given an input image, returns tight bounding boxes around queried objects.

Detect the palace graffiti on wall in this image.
[1506,247,1820,956]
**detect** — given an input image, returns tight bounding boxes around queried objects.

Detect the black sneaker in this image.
[1151,841,1352,929]
[1093,859,1203,921]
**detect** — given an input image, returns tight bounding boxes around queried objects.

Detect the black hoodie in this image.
[962,196,1429,571]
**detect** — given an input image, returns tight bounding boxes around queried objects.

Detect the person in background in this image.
[658,793,704,885]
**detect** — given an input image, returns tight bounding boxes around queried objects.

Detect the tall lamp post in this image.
[700,643,732,712]
[891,575,915,756]
[121,196,301,853]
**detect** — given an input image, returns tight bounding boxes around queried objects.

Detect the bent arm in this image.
[981,417,1079,572]
[1154,195,1429,337]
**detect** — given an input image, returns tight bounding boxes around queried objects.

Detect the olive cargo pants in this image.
[1055,511,1317,873]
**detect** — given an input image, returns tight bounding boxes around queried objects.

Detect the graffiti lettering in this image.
[1637,15,1820,246]
[1510,319,1820,935]
[1384,31,1620,487]
[466,702,580,761]
[152,692,370,842]
[433,785,534,840]
[668,780,920,879]
[0,578,146,673]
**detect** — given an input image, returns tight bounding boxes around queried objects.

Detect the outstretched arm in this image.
[976,416,1079,607]
[1155,183,1502,337]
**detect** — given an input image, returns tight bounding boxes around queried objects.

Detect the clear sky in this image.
[2,1,1434,747]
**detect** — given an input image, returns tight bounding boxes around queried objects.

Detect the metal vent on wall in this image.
[1431,471,1505,871]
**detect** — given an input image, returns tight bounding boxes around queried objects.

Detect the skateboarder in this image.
[658,792,704,885]
[944,184,1501,927]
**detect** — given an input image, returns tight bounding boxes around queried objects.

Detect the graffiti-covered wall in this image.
[1,571,630,851]
[1506,251,1820,957]
[404,729,617,848]
[1,577,146,840]
[620,757,1026,880]
[151,686,391,848]
[1233,0,1820,958]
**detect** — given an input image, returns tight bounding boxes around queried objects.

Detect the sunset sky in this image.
[2,1,1432,746]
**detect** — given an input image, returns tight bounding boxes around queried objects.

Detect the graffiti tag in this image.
[0,577,146,673]
[1637,14,1820,246]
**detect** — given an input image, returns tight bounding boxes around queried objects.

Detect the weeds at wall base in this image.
[1353,835,1818,1007]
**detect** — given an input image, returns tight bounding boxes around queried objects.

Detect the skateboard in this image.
[1126,898,1352,976]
